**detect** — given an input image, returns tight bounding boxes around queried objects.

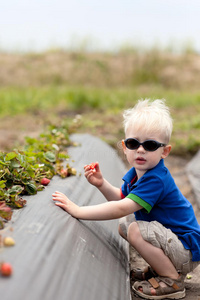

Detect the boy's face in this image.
[122,127,171,179]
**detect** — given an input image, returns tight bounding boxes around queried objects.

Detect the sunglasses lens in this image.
[143,140,158,151]
[124,139,163,151]
[125,139,139,149]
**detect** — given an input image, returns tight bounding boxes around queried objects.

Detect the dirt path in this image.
[130,155,200,300]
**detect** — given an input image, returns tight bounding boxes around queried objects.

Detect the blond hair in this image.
[123,99,173,143]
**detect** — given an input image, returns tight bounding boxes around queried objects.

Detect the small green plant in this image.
[0,116,81,229]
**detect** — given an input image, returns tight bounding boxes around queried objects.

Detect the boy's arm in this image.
[98,178,121,201]
[52,191,142,220]
[84,163,121,201]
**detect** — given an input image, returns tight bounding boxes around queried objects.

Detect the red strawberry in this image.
[40,178,50,186]
[0,262,13,277]
[0,202,11,212]
[89,162,98,170]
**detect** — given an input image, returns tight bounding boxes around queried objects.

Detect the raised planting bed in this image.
[0,134,131,300]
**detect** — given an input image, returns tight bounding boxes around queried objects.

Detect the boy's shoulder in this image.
[144,159,171,181]
[122,159,172,184]
[138,159,176,192]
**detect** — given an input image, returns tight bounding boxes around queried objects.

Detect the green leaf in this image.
[7,185,24,195]
[0,180,6,189]
[44,151,56,162]
[10,160,21,168]
[58,153,69,160]
[26,168,35,178]
[5,152,17,161]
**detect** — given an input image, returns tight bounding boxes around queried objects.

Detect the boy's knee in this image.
[118,214,136,239]
[127,222,140,243]
[118,224,127,240]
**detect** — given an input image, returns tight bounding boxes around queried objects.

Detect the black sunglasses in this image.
[124,138,166,152]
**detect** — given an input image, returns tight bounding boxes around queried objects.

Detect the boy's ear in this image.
[161,145,172,159]
[122,140,126,153]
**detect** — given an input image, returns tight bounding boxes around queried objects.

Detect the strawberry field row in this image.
[0,116,81,229]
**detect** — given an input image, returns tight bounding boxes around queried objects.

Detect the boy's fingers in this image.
[95,162,100,171]
[84,165,90,171]
[52,193,59,198]
[55,202,65,209]
[84,162,99,171]
[55,191,63,194]
[85,170,94,177]
[52,191,65,197]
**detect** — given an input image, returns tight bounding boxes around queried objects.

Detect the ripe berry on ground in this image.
[0,262,13,277]
[40,178,50,186]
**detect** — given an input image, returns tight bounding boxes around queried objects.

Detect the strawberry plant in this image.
[0,117,81,229]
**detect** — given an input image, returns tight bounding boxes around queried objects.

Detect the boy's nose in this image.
[137,145,145,152]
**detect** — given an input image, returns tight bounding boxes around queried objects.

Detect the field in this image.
[0,49,200,157]
[1,49,200,299]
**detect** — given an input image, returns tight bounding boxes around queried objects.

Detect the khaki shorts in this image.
[119,214,200,274]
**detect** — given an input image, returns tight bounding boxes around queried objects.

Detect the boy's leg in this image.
[119,215,158,281]
[127,221,187,297]
[118,214,135,241]
[119,215,181,278]
[119,217,199,278]
[127,221,179,279]
[134,220,198,275]
[127,220,200,298]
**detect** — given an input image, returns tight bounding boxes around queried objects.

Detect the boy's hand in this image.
[52,191,79,217]
[84,162,104,188]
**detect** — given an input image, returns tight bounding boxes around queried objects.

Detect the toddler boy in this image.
[52,99,200,300]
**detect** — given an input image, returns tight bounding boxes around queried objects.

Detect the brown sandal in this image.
[130,266,157,281]
[132,274,186,299]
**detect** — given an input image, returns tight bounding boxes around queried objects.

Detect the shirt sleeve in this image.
[126,174,164,213]
[120,187,125,199]
[120,181,128,199]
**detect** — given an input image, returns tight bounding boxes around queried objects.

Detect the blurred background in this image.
[0,0,200,157]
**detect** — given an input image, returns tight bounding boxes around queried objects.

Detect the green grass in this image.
[1,85,200,157]
[1,85,200,116]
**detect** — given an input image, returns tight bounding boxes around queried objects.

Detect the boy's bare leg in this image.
[118,225,129,241]
[126,222,180,295]
[127,222,179,279]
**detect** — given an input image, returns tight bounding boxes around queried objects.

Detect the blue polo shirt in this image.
[121,159,200,261]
